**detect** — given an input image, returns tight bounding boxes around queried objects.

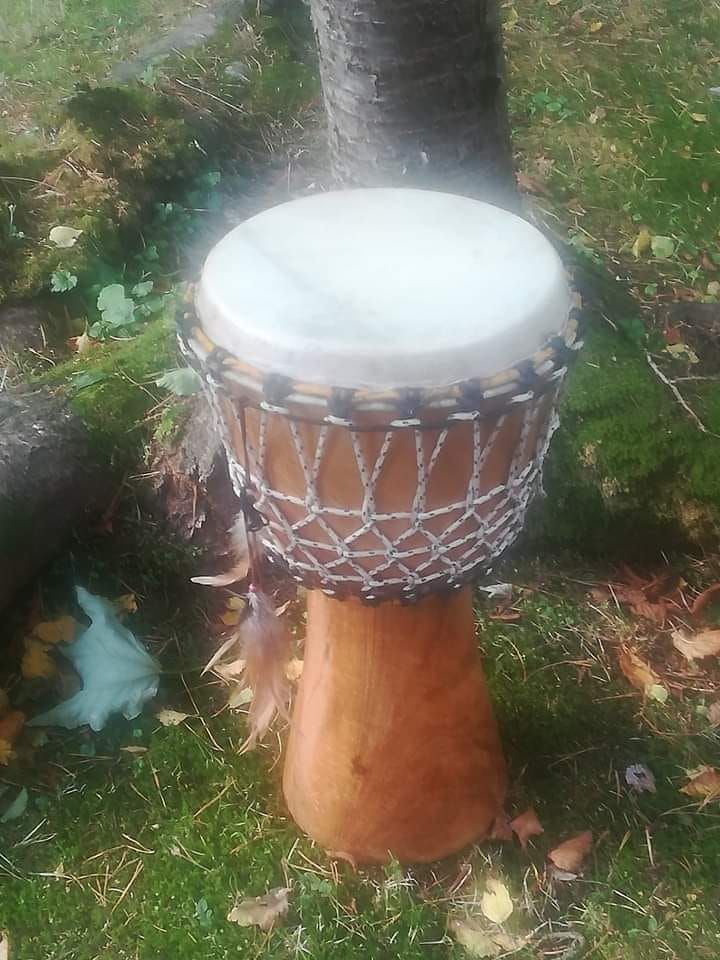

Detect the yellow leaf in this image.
[285,658,304,682]
[114,594,138,616]
[480,879,514,924]
[589,20,604,32]
[21,640,56,680]
[504,6,519,30]
[631,228,651,259]
[220,609,242,627]
[156,709,191,726]
[33,616,77,645]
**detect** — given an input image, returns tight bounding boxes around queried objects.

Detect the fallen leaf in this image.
[706,702,720,728]
[48,225,83,248]
[220,609,243,627]
[227,886,290,931]
[632,228,650,259]
[681,766,720,802]
[0,930,7,960]
[156,709,191,727]
[114,594,138,616]
[690,113,708,123]
[33,616,78,645]
[672,629,720,661]
[589,20,604,32]
[0,742,14,765]
[0,710,25,746]
[21,640,56,680]
[647,683,669,704]
[488,607,521,622]
[28,587,160,732]
[625,764,656,794]
[285,658,304,682]
[448,915,523,958]
[618,647,663,696]
[69,332,93,356]
[481,879,513,924]
[589,105,607,125]
[691,581,720,617]
[1,787,28,822]
[228,683,254,709]
[510,807,544,849]
[548,831,593,875]
[490,812,513,842]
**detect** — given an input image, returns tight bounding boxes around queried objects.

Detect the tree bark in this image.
[0,389,110,611]
[309,0,517,207]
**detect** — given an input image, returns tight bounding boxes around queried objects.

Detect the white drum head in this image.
[196,189,572,391]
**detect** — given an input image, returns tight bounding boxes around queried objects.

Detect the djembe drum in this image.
[183,188,577,863]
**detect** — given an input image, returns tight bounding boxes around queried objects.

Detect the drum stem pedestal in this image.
[282,586,506,864]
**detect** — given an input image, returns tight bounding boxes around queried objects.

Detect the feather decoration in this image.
[236,587,292,752]
[191,513,250,586]
[204,587,292,752]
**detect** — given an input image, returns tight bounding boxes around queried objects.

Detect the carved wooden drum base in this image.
[283,587,506,863]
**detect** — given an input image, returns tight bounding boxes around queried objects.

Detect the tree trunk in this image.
[309,0,517,207]
[0,389,111,611]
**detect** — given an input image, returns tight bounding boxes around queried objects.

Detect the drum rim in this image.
[179,291,581,431]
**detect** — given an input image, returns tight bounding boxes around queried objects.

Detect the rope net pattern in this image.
[205,379,562,602]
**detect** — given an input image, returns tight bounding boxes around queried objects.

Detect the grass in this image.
[3,1,720,958]
[3,548,720,959]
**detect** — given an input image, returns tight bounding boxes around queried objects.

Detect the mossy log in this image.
[0,389,111,610]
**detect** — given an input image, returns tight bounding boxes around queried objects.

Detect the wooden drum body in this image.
[184,189,578,863]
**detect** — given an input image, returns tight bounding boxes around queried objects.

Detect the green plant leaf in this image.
[132,280,154,298]
[50,270,78,293]
[97,283,135,327]
[156,367,202,396]
[69,371,109,392]
[651,236,675,260]
[1,788,28,823]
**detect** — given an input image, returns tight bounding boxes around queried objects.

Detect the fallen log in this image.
[0,388,111,610]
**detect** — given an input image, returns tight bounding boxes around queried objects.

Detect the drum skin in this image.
[283,587,506,863]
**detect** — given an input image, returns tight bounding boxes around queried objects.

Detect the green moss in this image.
[37,314,176,465]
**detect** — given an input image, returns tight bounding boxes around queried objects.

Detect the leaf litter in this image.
[227,886,290,931]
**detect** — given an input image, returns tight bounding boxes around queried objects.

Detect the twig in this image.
[645,352,717,436]
[173,78,246,114]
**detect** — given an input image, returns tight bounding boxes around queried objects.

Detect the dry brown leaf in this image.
[480,879,513,924]
[707,701,720,726]
[618,647,661,694]
[156,709,191,727]
[680,766,720,802]
[21,640,56,680]
[227,886,290,931]
[0,710,25,746]
[33,616,78,645]
[672,629,720,661]
[691,581,720,617]
[510,807,544,850]
[448,915,523,958]
[489,812,513,842]
[548,830,593,874]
